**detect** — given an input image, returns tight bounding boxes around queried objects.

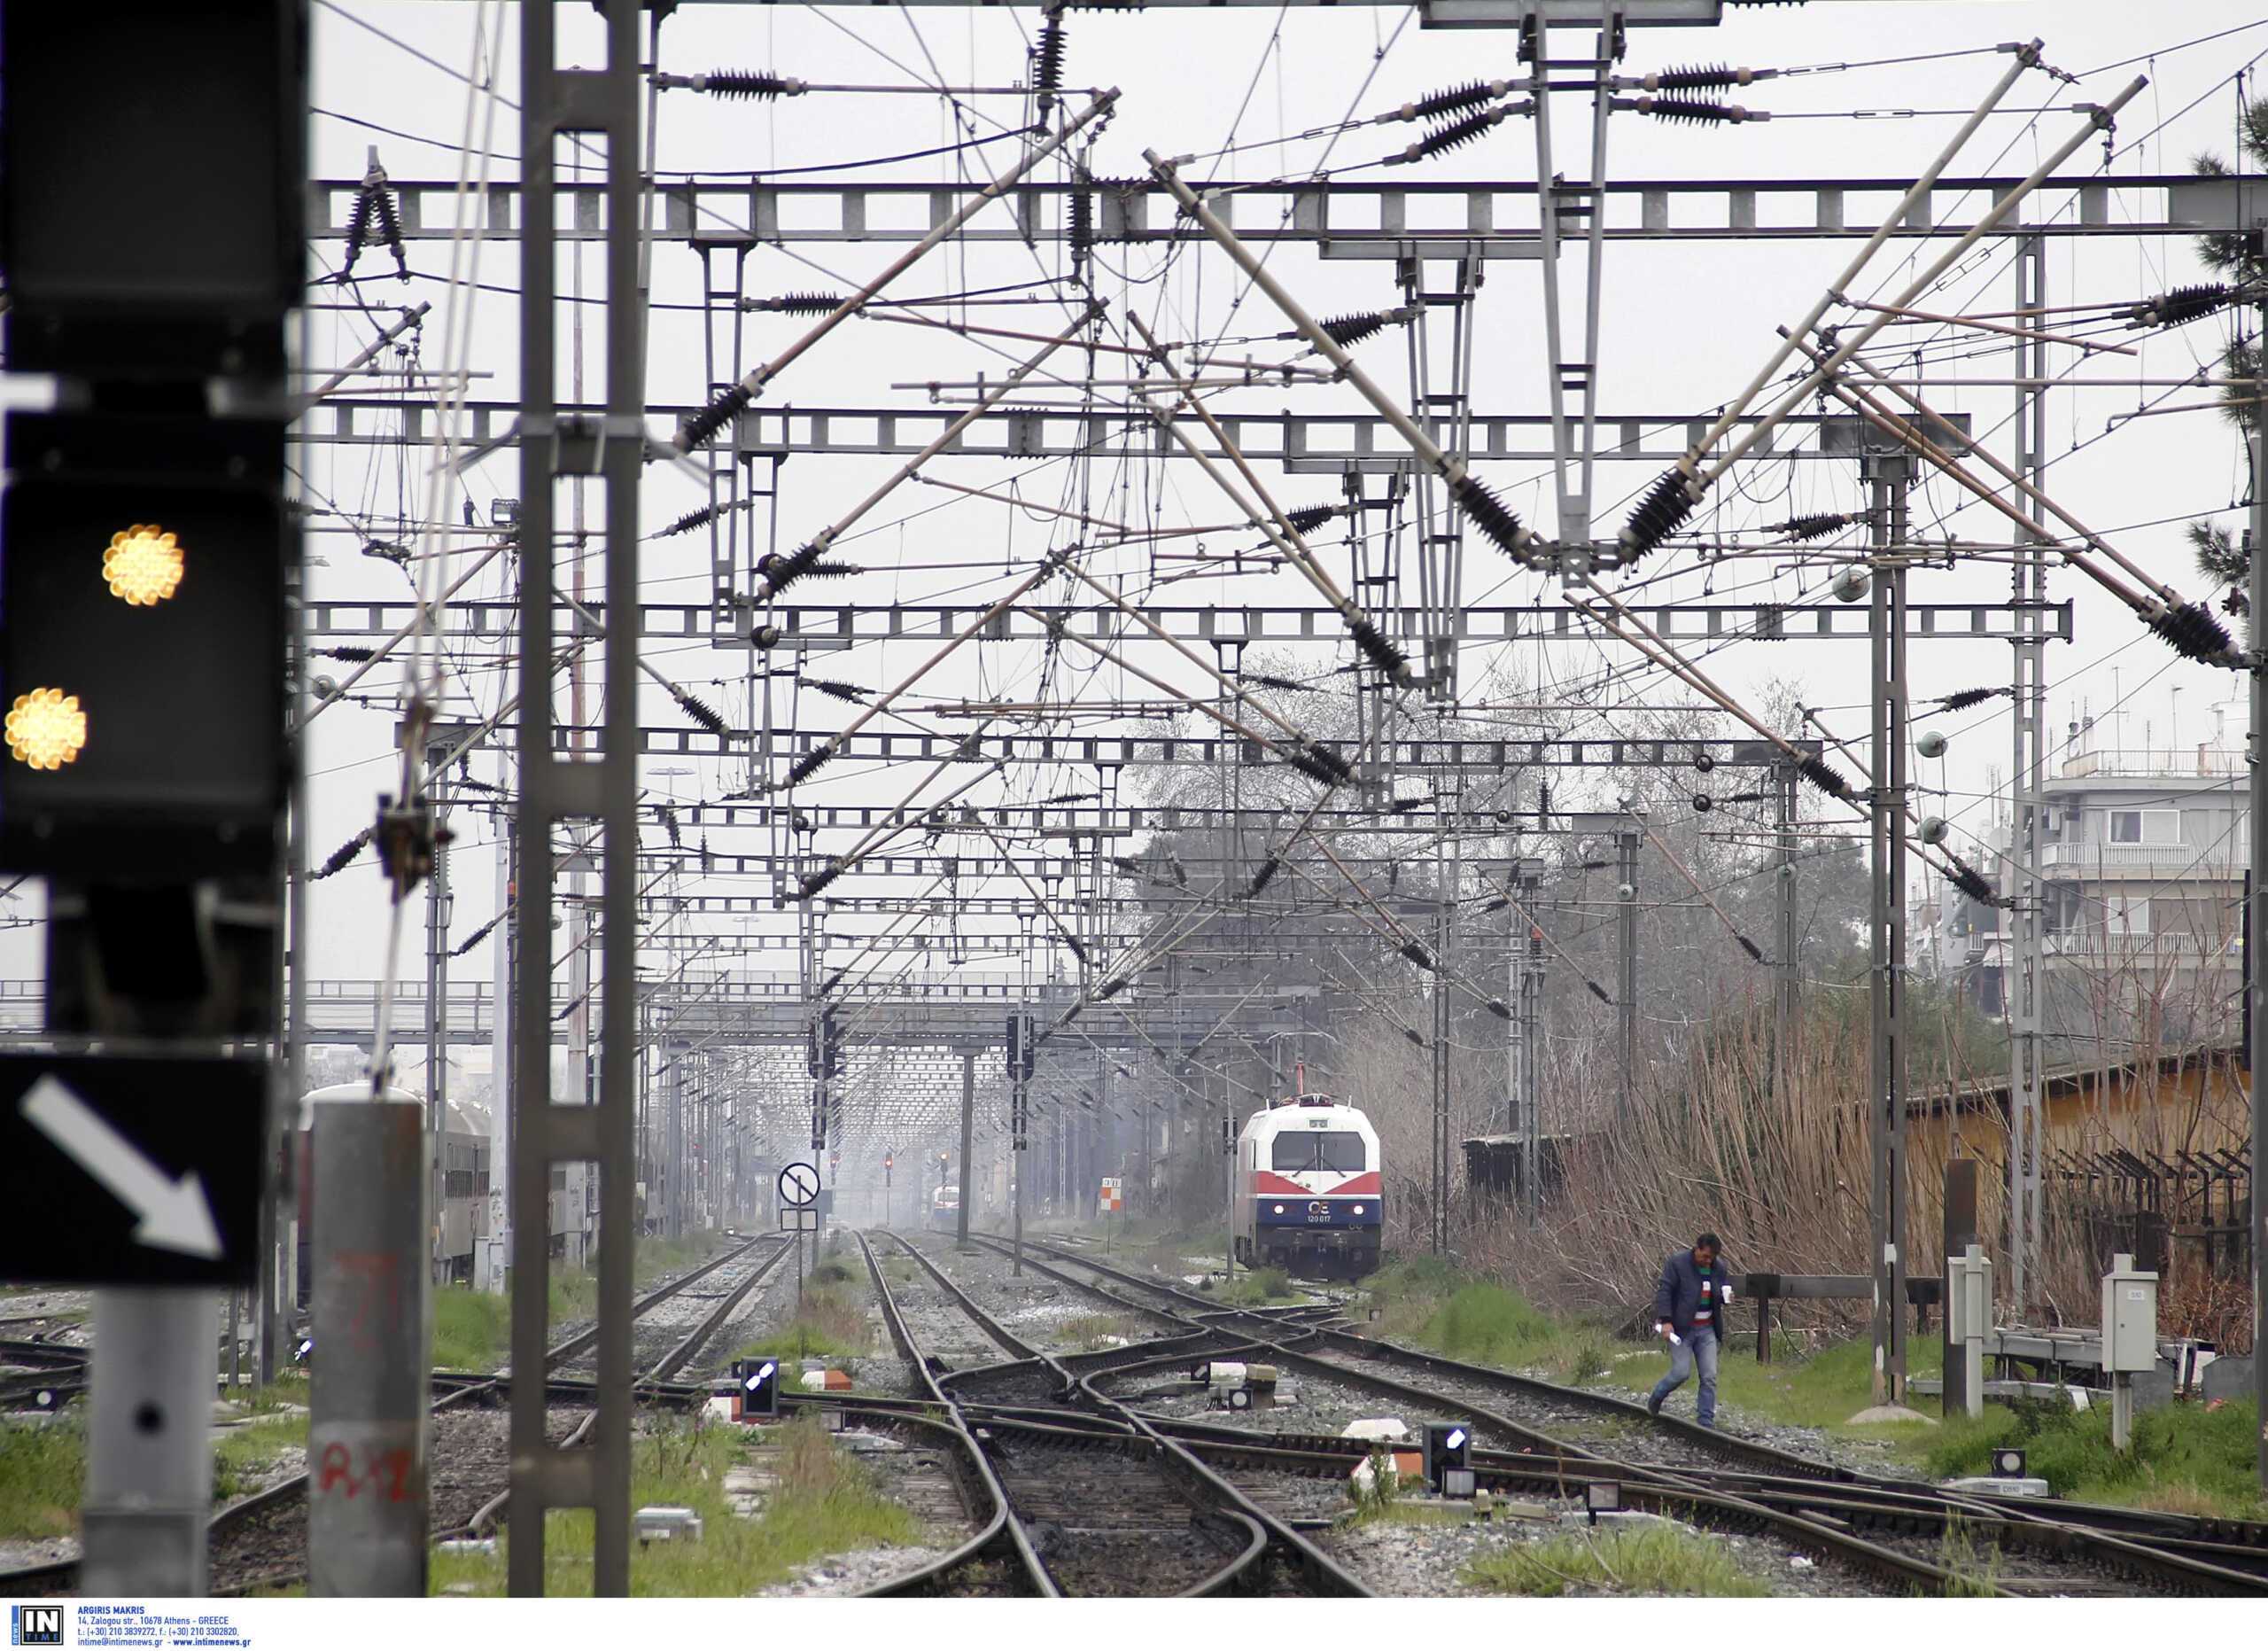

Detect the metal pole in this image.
[1867,454,1914,1407]
[509,0,642,1597]
[957,1050,975,1248]
[307,1088,428,1594]
[486,821,510,1294]
[1012,1011,1026,1276]
[2250,378,2267,1494]
[1618,831,1638,1120]
[2008,233,2048,1312]
[426,814,450,1285]
[1433,823,1451,1254]
[1775,762,1800,1112]
[80,1289,221,1595]
[1521,879,1542,1220]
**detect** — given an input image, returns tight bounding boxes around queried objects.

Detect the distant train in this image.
[1232,1095,1382,1279]
[293,1085,506,1297]
[928,1183,961,1233]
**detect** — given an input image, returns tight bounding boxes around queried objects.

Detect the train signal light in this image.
[0,413,289,879]
[1422,1422,1471,1494]
[734,1358,780,1420]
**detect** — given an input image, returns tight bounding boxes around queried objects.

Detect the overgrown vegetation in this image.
[1461,1523,1770,1597]
[1362,1261,1616,1385]
[1937,1515,2004,1598]
[0,1419,82,1538]
[431,1411,915,1596]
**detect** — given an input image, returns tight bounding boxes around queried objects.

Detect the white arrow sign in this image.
[19,1075,223,1258]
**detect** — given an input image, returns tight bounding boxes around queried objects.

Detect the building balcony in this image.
[2037,840,2242,875]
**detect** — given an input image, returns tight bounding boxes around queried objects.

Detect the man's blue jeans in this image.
[1649,1326,1719,1426]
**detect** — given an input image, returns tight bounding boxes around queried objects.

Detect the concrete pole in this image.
[307,1087,428,1594]
[80,1289,221,1595]
[956,1051,975,1248]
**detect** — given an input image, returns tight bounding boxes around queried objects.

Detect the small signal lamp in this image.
[103,524,184,605]
[4,688,87,769]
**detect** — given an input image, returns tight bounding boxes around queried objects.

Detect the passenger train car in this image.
[1232,1095,1382,1279]
[293,1085,499,1298]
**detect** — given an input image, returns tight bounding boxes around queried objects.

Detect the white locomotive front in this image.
[1232,1096,1382,1280]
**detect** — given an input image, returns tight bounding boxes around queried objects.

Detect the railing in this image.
[2039,841,2242,872]
[2057,746,2246,780]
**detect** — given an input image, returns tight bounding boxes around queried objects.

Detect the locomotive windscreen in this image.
[1271,1131,1366,1172]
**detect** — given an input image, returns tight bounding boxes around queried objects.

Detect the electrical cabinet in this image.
[2099,1254,2158,1374]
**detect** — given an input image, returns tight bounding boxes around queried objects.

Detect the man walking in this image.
[1647,1232,1733,1428]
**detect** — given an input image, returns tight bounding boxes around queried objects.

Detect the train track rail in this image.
[853,1229,1365,1597]
[0,1235,782,1598]
[973,1233,2268,1599]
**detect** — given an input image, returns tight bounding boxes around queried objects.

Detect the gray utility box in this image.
[2098,1253,2158,1374]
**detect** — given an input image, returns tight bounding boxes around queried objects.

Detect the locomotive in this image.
[928,1182,961,1232]
[1231,1094,1382,1279]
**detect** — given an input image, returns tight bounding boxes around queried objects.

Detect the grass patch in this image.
[0,1420,83,1539]
[1211,1266,1301,1305]
[431,1411,915,1596]
[1461,1523,1770,1598]
[431,1234,733,1373]
[1921,1397,2266,1517]
[1052,1313,1138,1350]
[432,1288,512,1373]
[212,1413,309,1504]
[735,1287,873,1375]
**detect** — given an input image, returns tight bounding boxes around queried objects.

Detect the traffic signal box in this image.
[1422,1421,1472,1494]
[733,1358,780,1421]
[0,2,304,1273]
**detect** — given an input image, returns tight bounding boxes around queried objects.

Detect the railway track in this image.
[851,1229,1366,1597]
[0,1234,786,1598]
[966,1233,2268,1599]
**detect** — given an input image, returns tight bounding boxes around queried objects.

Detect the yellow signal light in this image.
[4,688,88,770]
[103,524,184,606]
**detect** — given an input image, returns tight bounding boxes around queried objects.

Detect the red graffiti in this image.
[315,1441,415,1501]
[329,1251,402,1351]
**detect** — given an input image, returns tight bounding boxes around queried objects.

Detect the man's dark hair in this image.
[1695,1232,1720,1252]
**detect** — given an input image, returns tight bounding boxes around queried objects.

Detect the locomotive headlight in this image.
[1271,1203,1285,1215]
[1353,1203,1365,1214]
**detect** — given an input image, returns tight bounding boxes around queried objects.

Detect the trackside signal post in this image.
[0,1,306,1595]
[1009,1011,1033,1274]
